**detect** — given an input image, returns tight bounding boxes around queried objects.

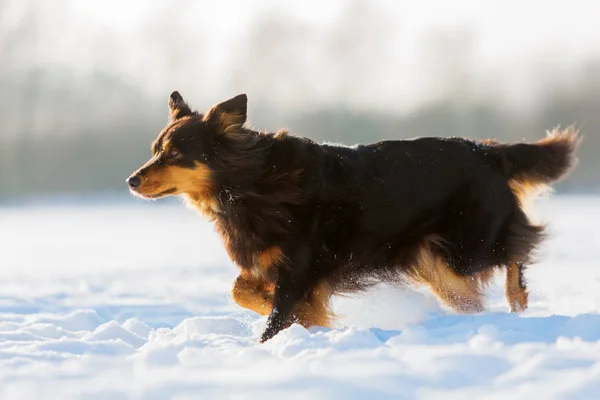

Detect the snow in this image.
[1,195,599,399]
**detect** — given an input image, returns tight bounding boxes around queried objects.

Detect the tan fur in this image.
[408,241,485,313]
[292,280,334,328]
[182,196,220,221]
[253,247,284,276]
[231,274,274,316]
[505,262,528,313]
[255,247,284,270]
[542,125,581,148]
[508,179,551,220]
[273,129,289,139]
[134,161,214,201]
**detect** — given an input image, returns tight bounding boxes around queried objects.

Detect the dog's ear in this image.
[203,94,247,131]
[168,91,194,120]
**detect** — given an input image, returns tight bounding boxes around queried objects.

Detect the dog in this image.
[127,92,579,342]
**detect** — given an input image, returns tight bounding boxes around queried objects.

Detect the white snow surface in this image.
[1,196,599,399]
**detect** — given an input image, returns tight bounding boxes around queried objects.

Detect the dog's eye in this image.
[167,148,180,159]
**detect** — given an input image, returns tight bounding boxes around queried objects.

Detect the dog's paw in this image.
[508,290,529,313]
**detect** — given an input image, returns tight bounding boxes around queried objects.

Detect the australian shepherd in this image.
[127,92,579,342]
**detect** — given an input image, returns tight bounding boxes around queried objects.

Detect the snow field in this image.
[0,196,599,399]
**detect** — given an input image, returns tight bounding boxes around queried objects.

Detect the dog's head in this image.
[127,91,248,202]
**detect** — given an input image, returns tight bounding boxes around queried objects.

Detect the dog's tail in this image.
[494,126,580,186]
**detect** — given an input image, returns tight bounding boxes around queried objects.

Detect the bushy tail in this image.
[497,126,581,185]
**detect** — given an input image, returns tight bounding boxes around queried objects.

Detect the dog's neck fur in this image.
[186,128,313,271]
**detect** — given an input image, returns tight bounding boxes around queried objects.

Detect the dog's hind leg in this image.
[409,243,485,313]
[505,262,528,313]
[231,274,274,316]
[424,270,485,313]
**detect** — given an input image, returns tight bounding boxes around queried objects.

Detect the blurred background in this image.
[1,0,599,202]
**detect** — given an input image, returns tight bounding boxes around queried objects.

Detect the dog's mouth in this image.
[131,187,177,199]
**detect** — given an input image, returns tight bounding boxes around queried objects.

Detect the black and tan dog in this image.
[127,92,579,342]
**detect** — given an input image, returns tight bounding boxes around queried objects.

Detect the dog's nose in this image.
[127,175,141,188]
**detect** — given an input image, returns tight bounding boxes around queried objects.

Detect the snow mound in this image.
[83,321,146,348]
[172,316,251,338]
[121,318,152,339]
[33,309,106,332]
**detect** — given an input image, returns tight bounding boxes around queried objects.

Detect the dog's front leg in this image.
[260,243,313,343]
[260,268,313,343]
[231,274,274,316]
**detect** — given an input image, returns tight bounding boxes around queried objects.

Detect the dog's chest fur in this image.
[213,203,291,280]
